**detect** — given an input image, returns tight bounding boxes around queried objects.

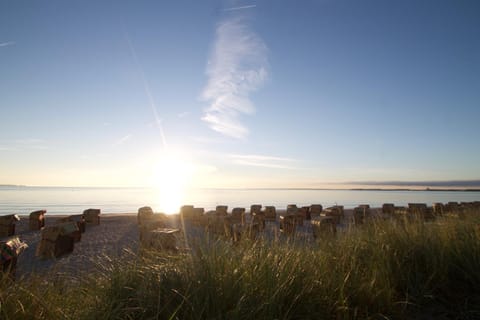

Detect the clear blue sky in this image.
[1,0,479,188]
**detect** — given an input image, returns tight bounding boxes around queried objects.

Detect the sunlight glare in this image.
[153,154,193,215]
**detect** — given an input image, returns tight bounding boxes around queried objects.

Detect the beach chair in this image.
[382,203,395,215]
[353,207,367,225]
[83,208,101,225]
[408,203,428,220]
[138,206,154,225]
[1,237,28,280]
[310,204,323,219]
[231,207,246,225]
[279,214,296,236]
[29,210,46,230]
[287,204,303,226]
[36,222,79,259]
[216,205,228,216]
[432,203,444,216]
[264,206,277,221]
[250,204,262,216]
[323,207,342,224]
[56,215,85,241]
[311,216,336,239]
[0,215,20,237]
[141,228,180,252]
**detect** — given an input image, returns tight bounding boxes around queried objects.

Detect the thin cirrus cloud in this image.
[0,41,15,47]
[113,134,132,146]
[201,13,268,140]
[229,154,295,169]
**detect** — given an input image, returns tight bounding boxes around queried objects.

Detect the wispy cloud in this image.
[114,134,132,146]
[202,15,268,139]
[0,41,15,47]
[0,138,48,151]
[229,154,295,169]
[223,4,257,12]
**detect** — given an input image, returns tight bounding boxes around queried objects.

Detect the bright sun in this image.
[153,154,193,214]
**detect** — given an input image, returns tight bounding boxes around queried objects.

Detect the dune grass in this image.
[2,213,480,319]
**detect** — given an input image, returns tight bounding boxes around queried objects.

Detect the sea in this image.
[1,186,479,216]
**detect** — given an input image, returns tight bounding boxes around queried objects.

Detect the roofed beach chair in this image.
[323,206,342,224]
[230,207,246,225]
[36,222,79,259]
[286,204,304,226]
[408,203,429,221]
[29,210,46,231]
[0,215,20,238]
[56,214,85,241]
[311,216,336,239]
[310,204,323,219]
[141,228,180,252]
[137,207,167,242]
[279,214,296,236]
[83,208,101,225]
[1,236,28,280]
[216,205,228,216]
[264,206,277,221]
[432,203,444,216]
[250,204,262,216]
[382,203,395,216]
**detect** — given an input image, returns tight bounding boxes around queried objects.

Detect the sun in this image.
[152,153,193,214]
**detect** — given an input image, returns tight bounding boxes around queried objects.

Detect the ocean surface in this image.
[1,186,479,216]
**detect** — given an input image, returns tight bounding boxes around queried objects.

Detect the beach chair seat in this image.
[29,210,46,230]
[0,215,20,237]
[83,208,101,225]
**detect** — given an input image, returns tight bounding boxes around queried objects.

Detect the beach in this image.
[11,208,365,279]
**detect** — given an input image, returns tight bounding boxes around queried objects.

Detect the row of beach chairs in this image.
[0,209,101,279]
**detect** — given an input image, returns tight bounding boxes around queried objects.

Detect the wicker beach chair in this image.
[36,222,79,259]
[231,207,246,225]
[56,214,85,241]
[382,203,395,215]
[311,216,336,238]
[310,204,323,219]
[29,210,46,230]
[279,214,296,236]
[141,228,180,252]
[138,206,154,225]
[215,205,228,216]
[83,208,101,225]
[0,237,28,280]
[250,204,262,216]
[0,215,20,237]
[264,206,277,221]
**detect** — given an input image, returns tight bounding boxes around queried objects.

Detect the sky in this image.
[1,0,480,189]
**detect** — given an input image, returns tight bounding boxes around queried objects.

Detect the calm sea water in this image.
[0,186,479,215]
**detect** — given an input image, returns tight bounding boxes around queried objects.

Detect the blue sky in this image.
[1,0,479,188]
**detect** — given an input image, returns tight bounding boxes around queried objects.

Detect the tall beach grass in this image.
[2,213,480,319]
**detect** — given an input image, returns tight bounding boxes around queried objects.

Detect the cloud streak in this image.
[229,154,295,169]
[202,15,268,139]
[0,41,15,47]
[223,5,257,12]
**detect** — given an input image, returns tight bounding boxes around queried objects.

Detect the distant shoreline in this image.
[1,185,480,192]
